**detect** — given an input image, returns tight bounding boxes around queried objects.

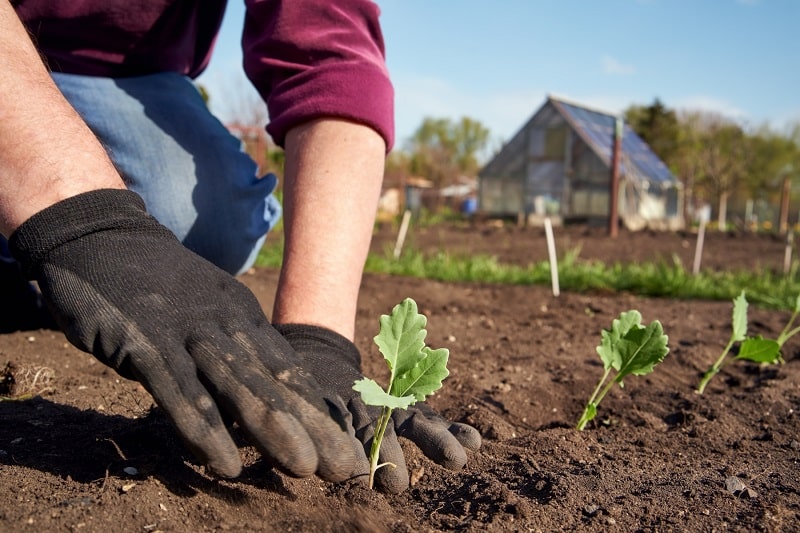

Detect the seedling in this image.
[776,293,800,348]
[352,298,449,489]
[696,291,782,394]
[576,310,669,431]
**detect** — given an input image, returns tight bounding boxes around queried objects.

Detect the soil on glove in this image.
[1,222,798,532]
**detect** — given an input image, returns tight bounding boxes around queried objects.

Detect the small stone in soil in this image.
[726,476,758,499]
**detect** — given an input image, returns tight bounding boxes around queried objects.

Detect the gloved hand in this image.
[276,323,482,493]
[9,189,360,481]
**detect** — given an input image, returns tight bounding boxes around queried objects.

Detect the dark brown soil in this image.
[1,222,798,532]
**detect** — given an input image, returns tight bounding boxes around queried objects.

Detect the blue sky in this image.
[197,0,800,151]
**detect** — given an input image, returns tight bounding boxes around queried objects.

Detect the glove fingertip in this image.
[374,454,409,494]
[181,425,243,479]
[376,468,409,494]
[400,415,470,471]
[450,423,482,452]
[435,442,468,471]
[315,436,366,483]
[207,454,243,479]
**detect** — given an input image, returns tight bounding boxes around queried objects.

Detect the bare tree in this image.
[206,76,284,177]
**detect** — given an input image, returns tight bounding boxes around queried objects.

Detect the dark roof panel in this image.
[550,97,677,186]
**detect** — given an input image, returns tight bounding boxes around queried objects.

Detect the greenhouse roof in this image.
[549,96,678,186]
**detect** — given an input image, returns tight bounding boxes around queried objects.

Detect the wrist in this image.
[275,323,362,370]
[2,181,127,237]
[9,189,158,275]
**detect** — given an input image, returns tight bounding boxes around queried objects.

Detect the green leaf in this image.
[731,291,748,342]
[352,378,417,410]
[613,320,670,380]
[362,297,450,407]
[390,346,449,402]
[354,297,451,490]
[736,336,781,363]
[596,310,643,371]
[794,293,800,314]
[373,298,429,381]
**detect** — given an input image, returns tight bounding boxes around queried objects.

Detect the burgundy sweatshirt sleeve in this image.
[242,0,394,150]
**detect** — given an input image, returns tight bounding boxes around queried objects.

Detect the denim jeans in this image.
[43,71,282,276]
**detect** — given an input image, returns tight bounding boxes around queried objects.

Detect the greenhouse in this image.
[479,95,683,230]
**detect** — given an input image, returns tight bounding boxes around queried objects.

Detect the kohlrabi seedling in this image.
[776,292,800,348]
[352,298,449,489]
[576,310,669,431]
[696,291,782,394]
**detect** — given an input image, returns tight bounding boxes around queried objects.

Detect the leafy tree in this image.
[625,100,800,230]
[693,113,749,229]
[624,98,680,165]
[674,111,706,223]
[384,150,412,183]
[746,125,796,189]
[672,111,800,229]
[406,116,490,189]
[746,124,800,231]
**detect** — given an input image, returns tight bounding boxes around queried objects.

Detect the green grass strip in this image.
[255,242,800,311]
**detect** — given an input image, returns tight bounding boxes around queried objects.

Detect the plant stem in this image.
[587,368,611,407]
[576,368,611,430]
[575,405,595,431]
[776,308,800,346]
[696,337,735,394]
[593,374,621,410]
[777,324,800,347]
[367,405,395,489]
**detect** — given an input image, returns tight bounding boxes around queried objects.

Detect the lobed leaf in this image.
[736,336,781,364]
[362,297,450,406]
[373,298,429,380]
[596,310,643,371]
[613,320,670,380]
[390,346,449,402]
[353,378,417,410]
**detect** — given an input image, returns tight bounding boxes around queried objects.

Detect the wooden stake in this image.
[784,230,794,275]
[545,217,560,297]
[393,210,412,259]
[608,117,623,238]
[692,220,706,275]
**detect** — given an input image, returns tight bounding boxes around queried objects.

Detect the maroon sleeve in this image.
[242,0,394,150]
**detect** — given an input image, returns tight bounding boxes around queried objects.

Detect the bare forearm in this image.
[0,2,125,236]
[273,119,385,340]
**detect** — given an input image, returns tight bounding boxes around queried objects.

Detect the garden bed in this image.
[0,224,797,531]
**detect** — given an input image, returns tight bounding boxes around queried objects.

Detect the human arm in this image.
[0,1,125,236]
[242,0,481,492]
[0,2,361,481]
[241,0,392,336]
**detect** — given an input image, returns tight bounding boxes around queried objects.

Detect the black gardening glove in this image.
[9,189,359,481]
[276,324,482,493]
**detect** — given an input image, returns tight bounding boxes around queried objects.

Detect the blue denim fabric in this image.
[51,72,282,276]
[0,235,12,264]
